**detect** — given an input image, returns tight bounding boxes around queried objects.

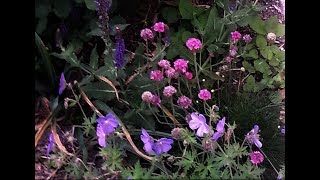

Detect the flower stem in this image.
[70,86,88,119]
[194,54,201,90]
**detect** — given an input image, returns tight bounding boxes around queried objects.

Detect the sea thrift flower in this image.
[231,31,242,42]
[115,28,126,68]
[249,151,264,165]
[174,59,188,73]
[185,72,193,79]
[198,89,212,101]
[177,96,192,109]
[150,95,161,106]
[96,113,119,135]
[46,133,55,155]
[141,91,154,103]
[229,45,237,57]
[96,124,107,147]
[225,56,232,62]
[165,68,176,78]
[186,38,202,52]
[267,32,277,42]
[158,59,171,69]
[243,34,252,43]
[153,138,174,155]
[202,138,217,151]
[189,113,210,137]
[140,28,154,41]
[153,22,165,32]
[140,128,154,154]
[59,72,67,95]
[212,117,226,141]
[150,70,163,81]
[163,85,177,97]
[171,128,186,140]
[246,125,262,148]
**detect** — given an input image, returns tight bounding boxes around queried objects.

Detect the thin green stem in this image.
[259,148,279,174]
[193,54,201,90]
[70,86,88,119]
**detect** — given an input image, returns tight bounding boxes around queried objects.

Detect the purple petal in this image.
[253,137,262,148]
[160,143,172,153]
[198,114,207,124]
[105,114,119,128]
[253,125,259,133]
[281,128,285,135]
[189,119,201,130]
[98,135,106,147]
[59,72,66,95]
[141,128,150,138]
[196,124,209,137]
[212,131,223,141]
[46,141,55,155]
[158,138,174,144]
[153,143,162,155]
[143,142,154,154]
[216,117,225,132]
[96,124,105,137]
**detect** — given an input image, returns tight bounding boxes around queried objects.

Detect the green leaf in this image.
[249,15,266,35]
[275,24,285,36]
[248,49,259,59]
[179,0,194,19]
[177,45,194,61]
[242,61,256,73]
[254,59,270,74]
[86,28,103,37]
[51,43,80,67]
[36,17,48,35]
[161,7,180,23]
[265,16,278,33]
[216,0,229,10]
[90,45,99,70]
[243,75,255,92]
[82,82,115,101]
[256,35,267,48]
[174,150,196,172]
[181,31,193,42]
[35,0,51,18]
[110,24,130,36]
[269,56,280,66]
[204,6,218,35]
[269,91,282,104]
[193,11,209,35]
[207,44,219,53]
[92,100,113,114]
[75,128,88,163]
[74,0,83,3]
[260,47,273,60]
[84,0,96,10]
[53,0,72,18]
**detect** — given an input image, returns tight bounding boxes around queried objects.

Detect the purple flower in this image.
[140,128,154,154]
[177,95,192,109]
[153,138,174,155]
[189,113,210,137]
[186,38,202,52]
[198,89,212,101]
[249,151,264,165]
[212,117,225,141]
[46,133,55,155]
[153,22,165,33]
[97,124,107,147]
[163,86,177,97]
[231,31,242,43]
[96,0,111,42]
[174,59,188,73]
[158,59,171,69]
[243,34,252,43]
[59,72,67,95]
[150,70,164,81]
[140,28,154,41]
[97,113,119,135]
[225,56,232,62]
[165,67,178,78]
[150,95,161,106]
[115,34,126,68]
[246,125,262,148]
[281,127,285,135]
[141,91,154,103]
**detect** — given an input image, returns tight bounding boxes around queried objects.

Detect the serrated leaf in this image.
[161,7,180,23]
[90,45,99,70]
[179,0,194,19]
[174,150,196,172]
[82,82,115,101]
[249,15,266,35]
[242,61,256,73]
[256,35,267,48]
[84,0,96,10]
[53,0,72,18]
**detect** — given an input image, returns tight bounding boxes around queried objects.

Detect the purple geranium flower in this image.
[153,138,174,155]
[281,127,285,135]
[189,113,210,137]
[97,124,107,147]
[246,125,262,148]
[212,117,226,141]
[96,113,119,135]
[46,133,55,155]
[59,72,67,95]
[140,128,154,154]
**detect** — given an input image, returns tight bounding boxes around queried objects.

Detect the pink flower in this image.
[185,72,193,80]
[198,89,211,101]
[229,45,237,57]
[165,68,178,78]
[150,70,163,81]
[163,86,177,97]
[225,56,232,62]
[150,95,161,106]
[174,59,188,73]
[177,95,192,109]
[186,38,202,51]
[140,28,154,41]
[158,59,171,69]
[243,34,252,43]
[141,91,154,103]
[231,31,242,43]
[249,151,264,165]
[153,22,165,33]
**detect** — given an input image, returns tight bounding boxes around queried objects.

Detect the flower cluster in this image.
[249,151,264,165]
[186,38,202,53]
[140,128,174,155]
[140,28,154,41]
[198,89,212,101]
[177,95,192,109]
[96,113,119,147]
[163,85,177,97]
[141,91,161,106]
[150,70,164,81]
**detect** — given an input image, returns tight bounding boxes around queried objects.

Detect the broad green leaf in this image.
[179,0,194,19]
[181,31,193,42]
[193,11,209,35]
[82,82,115,101]
[242,61,256,73]
[86,28,103,37]
[177,45,194,61]
[243,75,255,92]
[256,35,267,48]
[204,6,218,34]
[84,0,96,10]
[265,16,278,33]
[207,44,219,53]
[90,45,99,70]
[35,0,51,18]
[216,0,229,10]
[249,15,266,35]
[248,49,259,59]
[51,43,80,67]
[260,47,273,60]
[53,0,72,18]
[275,24,285,36]
[161,7,180,23]
[269,91,282,104]
[166,44,179,59]
[254,59,270,74]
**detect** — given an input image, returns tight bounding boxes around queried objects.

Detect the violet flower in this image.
[189,113,210,137]
[115,28,126,68]
[153,138,174,155]
[212,117,226,141]
[140,128,154,154]
[97,124,107,147]
[46,133,55,155]
[97,113,119,135]
[59,72,67,95]
[246,125,262,148]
